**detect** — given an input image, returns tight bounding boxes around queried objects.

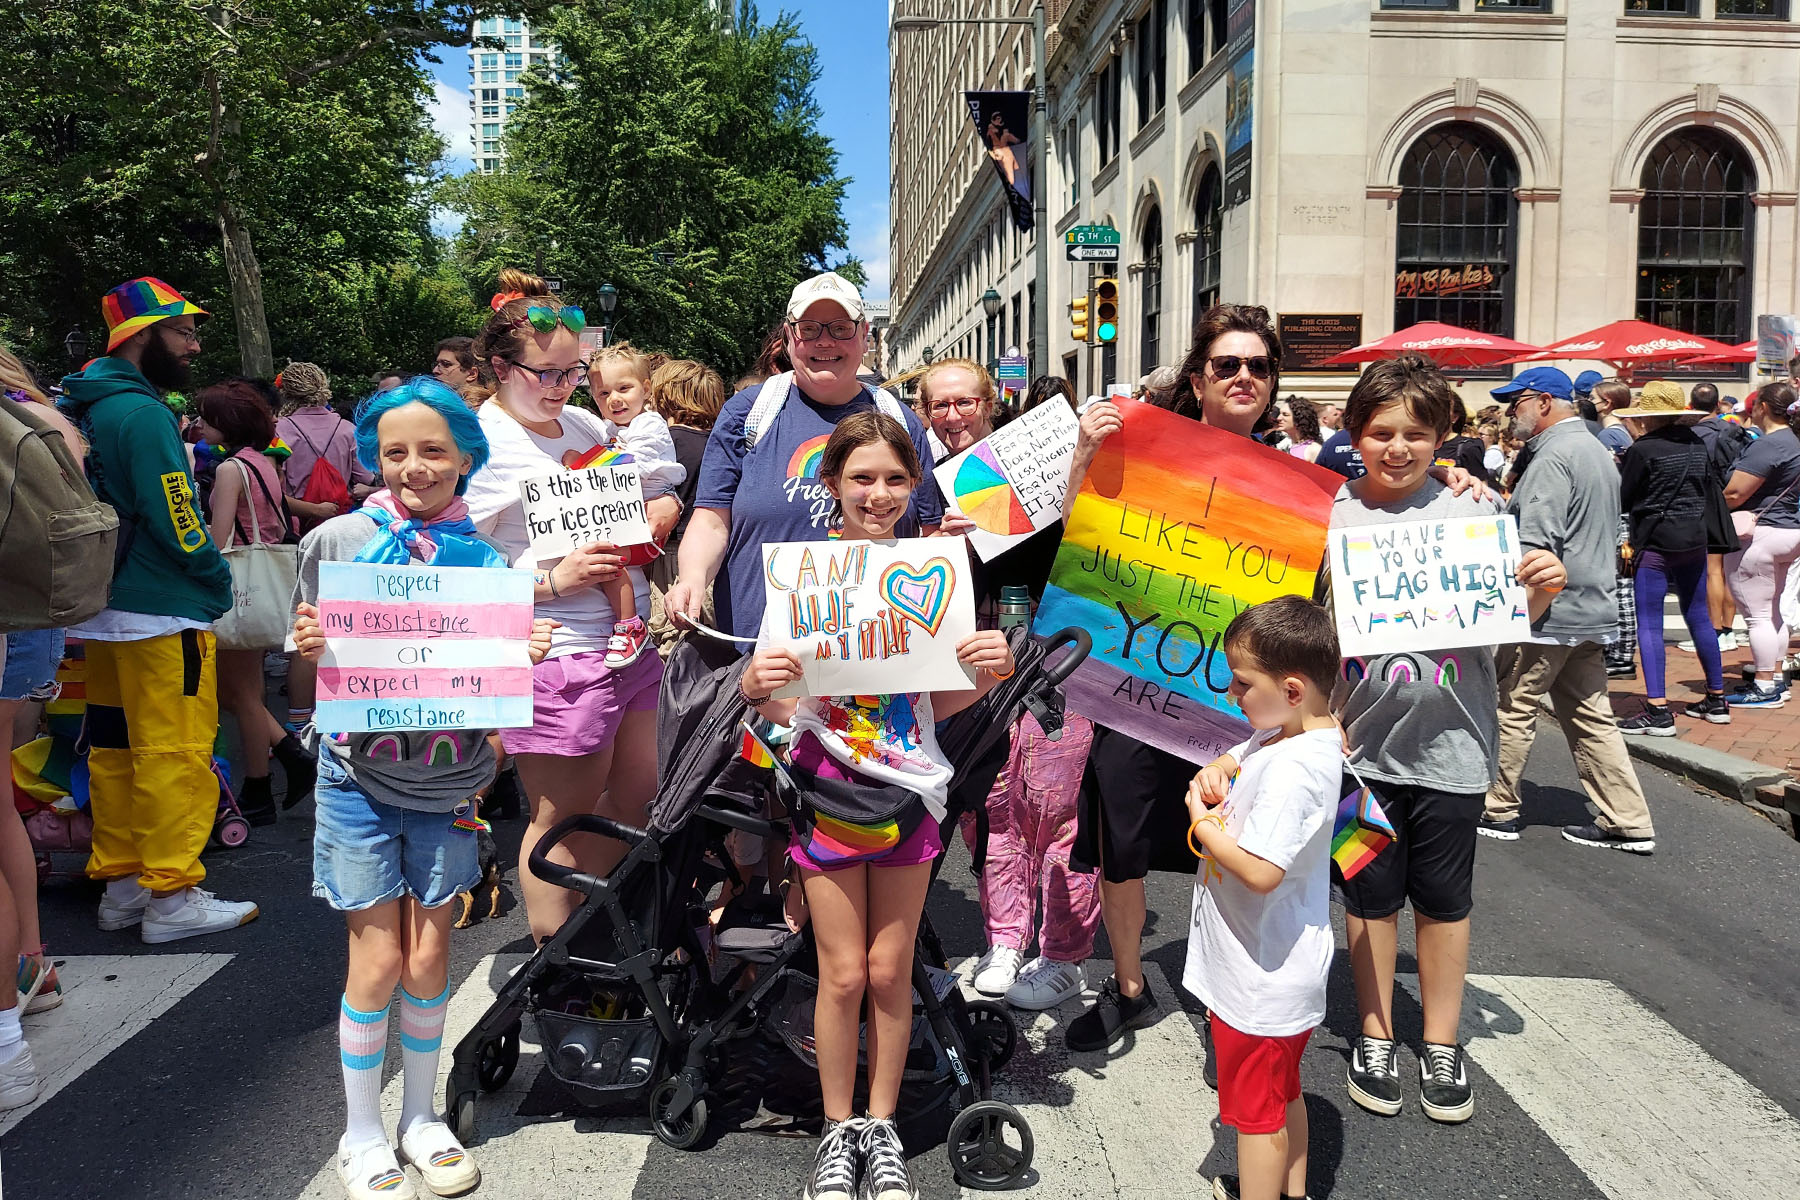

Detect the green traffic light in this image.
[1097,321,1117,342]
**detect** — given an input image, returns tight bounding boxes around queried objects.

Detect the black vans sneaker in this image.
[1346,1034,1403,1116]
[1476,816,1521,841]
[1418,1042,1475,1123]
[1683,694,1731,724]
[1065,976,1160,1053]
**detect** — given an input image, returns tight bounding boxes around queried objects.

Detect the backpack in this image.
[290,419,352,531]
[742,371,912,451]
[0,393,118,634]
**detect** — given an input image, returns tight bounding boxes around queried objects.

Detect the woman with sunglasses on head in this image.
[461,268,683,943]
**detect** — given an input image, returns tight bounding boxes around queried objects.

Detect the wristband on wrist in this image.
[989,661,1015,681]
[737,677,773,708]
[1187,812,1226,858]
[547,568,563,599]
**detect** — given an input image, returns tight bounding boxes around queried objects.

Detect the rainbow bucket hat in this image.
[101,277,209,352]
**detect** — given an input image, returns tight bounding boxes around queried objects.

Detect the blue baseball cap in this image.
[1491,366,1574,402]
[1572,370,1605,394]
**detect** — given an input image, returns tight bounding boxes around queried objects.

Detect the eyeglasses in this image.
[928,396,985,417]
[788,318,861,342]
[505,304,587,336]
[1205,355,1276,381]
[504,359,589,389]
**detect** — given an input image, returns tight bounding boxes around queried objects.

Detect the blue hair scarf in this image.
[351,491,507,569]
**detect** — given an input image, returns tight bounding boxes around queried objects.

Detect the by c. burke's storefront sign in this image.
[1395,264,1502,299]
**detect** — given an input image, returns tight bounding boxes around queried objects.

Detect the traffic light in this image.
[1094,278,1120,344]
[1070,294,1091,343]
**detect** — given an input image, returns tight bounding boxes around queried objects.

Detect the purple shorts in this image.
[787,732,944,873]
[501,649,662,757]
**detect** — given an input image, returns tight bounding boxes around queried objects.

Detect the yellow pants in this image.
[83,630,220,893]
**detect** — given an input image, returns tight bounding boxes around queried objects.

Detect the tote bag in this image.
[214,456,300,651]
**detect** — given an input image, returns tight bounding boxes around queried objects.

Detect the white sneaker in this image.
[970,945,1024,996]
[140,888,260,944]
[1004,957,1085,1011]
[1717,630,1740,652]
[399,1119,480,1196]
[97,883,151,931]
[336,1134,418,1200]
[0,1043,38,1111]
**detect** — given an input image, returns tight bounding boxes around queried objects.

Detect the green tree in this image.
[446,0,859,373]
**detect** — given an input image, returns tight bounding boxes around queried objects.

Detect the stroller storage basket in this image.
[535,1008,661,1095]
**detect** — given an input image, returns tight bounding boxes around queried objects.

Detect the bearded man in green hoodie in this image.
[60,278,258,944]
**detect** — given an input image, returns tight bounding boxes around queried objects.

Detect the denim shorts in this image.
[311,753,481,912]
[0,629,65,702]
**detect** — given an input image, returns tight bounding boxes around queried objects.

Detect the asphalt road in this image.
[9,727,1800,1200]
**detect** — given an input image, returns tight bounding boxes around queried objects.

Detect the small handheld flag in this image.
[1332,784,1396,879]
[565,440,634,471]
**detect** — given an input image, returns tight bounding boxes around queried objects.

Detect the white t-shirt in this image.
[464,402,650,659]
[603,410,686,499]
[1183,725,1342,1037]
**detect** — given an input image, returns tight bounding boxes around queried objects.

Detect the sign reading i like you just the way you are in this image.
[1034,400,1339,763]
[314,561,536,733]
[1328,514,1531,657]
[759,536,976,698]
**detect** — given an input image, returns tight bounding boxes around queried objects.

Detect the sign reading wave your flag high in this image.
[1328,514,1530,656]
[314,561,536,733]
[1033,400,1338,762]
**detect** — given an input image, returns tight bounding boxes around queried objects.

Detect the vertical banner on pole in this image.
[967,90,1034,232]
[1222,0,1257,208]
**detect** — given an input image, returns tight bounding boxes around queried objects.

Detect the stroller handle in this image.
[1038,627,1092,686]
[528,813,649,894]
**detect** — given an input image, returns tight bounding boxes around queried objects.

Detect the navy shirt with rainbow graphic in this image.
[695,382,943,638]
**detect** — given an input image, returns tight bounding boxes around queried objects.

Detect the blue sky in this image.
[424,4,891,298]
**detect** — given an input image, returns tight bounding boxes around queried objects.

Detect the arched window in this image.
[1394,123,1518,338]
[1193,164,1223,317]
[1636,128,1755,342]
[1141,206,1164,369]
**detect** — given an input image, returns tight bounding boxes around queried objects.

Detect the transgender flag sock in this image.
[340,996,391,1152]
[398,982,450,1136]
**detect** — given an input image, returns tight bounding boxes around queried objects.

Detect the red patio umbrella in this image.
[1320,321,1545,370]
[1506,320,1741,374]
[1678,339,1756,365]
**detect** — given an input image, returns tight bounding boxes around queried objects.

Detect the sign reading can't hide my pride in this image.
[1328,514,1530,657]
[518,457,652,564]
[315,561,536,732]
[1033,400,1339,763]
[932,397,1079,562]
[758,536,977,698]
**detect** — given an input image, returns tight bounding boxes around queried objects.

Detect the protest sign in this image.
[518,452,652,564]
[1328,514,1529,656]
[314,561,535,733]
[1033,400,1338,762]
[932,398,1079,561]
[759,536,976,697]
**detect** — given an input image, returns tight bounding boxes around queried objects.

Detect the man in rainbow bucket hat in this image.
[59,277,258,943]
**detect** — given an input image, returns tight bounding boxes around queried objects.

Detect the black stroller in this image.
[445,624,1090,1189]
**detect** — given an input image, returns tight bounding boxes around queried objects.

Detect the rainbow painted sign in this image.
[1033,400,1339,762]
[314,562,536,733]
[758,536,976,697]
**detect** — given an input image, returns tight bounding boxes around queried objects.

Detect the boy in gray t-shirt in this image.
[1324,356,1566,1129]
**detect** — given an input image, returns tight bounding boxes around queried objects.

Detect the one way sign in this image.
[1067,244,1121,262]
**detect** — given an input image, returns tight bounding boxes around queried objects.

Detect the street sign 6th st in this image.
[1065,224,1121,246]
[1067,245,1121,262]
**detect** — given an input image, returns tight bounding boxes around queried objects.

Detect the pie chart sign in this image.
[953,444,1033,535]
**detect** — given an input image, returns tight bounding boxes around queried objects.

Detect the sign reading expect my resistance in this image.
[1328,514,1530,657]
[314,561,536,733]
[519,460,652,564]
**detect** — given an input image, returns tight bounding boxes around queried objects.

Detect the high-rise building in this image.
[466,16,557,174]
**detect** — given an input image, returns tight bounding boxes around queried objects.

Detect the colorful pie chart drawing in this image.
[953,444,1033,536]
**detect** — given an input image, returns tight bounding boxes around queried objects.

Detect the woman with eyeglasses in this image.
[462,268,684,942]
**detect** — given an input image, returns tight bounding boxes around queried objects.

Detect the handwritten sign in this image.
[933,399,1079,561]
[314,561,535,732]
[519,460,652,564]
[1032,400,1338,763]
[1329,514,1529,656]
[758,536,976,697]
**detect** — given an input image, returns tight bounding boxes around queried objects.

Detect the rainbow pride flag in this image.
[1032,400,1338,763]
[565,441,634,471]
[739,721,778,769]
[1332,784,1396,879]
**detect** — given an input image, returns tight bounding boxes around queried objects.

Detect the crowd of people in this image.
[2,266,1797,1200]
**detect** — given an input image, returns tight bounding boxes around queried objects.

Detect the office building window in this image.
[1636,127,1754,342]
[1136,0,1167,128]
[1625,0,1696,11]
[1096,58,1122,165]
[1383,0,1457,8]
[1715,0,1786,15]
[1193,164,1223,315]
[1394,122,1518,337]
[1141,206,1164,369]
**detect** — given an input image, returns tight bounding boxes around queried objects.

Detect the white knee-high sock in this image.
[0,1007,23,1063]
[398,982,450,1135]
[340,996,390,1151]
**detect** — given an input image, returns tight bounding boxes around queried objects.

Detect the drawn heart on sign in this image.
[880,557,955,637]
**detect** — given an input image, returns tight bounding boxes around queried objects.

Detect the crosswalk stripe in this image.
[1408,973,1800,1200]
[6,953,233,1136]
[291,954,654,1200]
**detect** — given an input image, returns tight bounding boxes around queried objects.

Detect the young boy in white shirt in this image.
[1184,595,1345,1200]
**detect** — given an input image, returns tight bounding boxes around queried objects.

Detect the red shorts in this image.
[1212,1016,1312,1134]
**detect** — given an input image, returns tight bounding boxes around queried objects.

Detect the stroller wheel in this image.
[450,1090,477,1145]
[947,1100,1033,1189]
[965,1000,1018,1072]
[216,817,250,849]
[648,1076,709,1150]
[477,1023,520,1092]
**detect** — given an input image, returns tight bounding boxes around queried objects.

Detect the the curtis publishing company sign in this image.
[1395,264,1500,299]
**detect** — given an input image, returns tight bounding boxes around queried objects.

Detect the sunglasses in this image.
[506,304,587,336]
[504,360,589,389]
[1205,355,1276,381]
[789,318,861,342]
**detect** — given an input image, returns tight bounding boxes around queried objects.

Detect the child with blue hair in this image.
[290,377,554,1200]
